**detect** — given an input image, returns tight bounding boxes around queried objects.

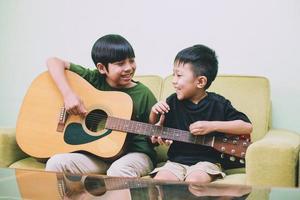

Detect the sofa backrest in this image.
[161,75,271,142]
[133,75,163,101]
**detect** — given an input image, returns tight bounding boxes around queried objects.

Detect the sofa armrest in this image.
[0,128,28,167]
[246,129,300,187]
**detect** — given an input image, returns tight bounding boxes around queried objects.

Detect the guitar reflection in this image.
[57,173,156,199]
[57,173,252,200]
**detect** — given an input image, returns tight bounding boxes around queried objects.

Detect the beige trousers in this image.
[45,152,153,177]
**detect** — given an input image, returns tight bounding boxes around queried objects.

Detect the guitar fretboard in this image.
[104,177,153,191]
[105,116,213,146]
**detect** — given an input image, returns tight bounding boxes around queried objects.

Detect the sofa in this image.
[0,74,299,187]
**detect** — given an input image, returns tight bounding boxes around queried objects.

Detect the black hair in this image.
[91,34,135,70]
[174,44,218,89]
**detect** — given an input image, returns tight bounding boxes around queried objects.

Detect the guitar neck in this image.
[104,177,153,191]
[84,176,184,195]
[105,116,213,147]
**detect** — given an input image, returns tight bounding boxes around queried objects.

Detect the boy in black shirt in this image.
[149,44,252,183]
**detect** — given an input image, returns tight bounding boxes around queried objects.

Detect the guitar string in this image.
[66,113,247,156]
[76,113,199,142]
[69,112,249,152]
[79,113,246,139]
[80,112,172,133]
[84,114,240,136]
[82,113,158,130]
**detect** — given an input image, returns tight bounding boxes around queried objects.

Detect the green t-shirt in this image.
[69,63,157,164]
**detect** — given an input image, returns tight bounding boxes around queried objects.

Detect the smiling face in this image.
[172,62,207,103]
[97,57,136,88]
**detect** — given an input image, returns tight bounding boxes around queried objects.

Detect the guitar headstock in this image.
[212,135,251,162]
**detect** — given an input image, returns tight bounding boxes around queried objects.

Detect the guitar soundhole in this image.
[84,176,106,196]
[85,109,107,132]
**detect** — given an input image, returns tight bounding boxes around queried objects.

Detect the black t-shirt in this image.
[165,92,251,169]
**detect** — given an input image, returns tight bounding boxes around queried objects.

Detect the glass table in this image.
[0,167,299,200]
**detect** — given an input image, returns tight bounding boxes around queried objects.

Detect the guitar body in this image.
[16,71,133,159]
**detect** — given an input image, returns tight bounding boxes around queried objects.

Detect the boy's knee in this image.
[107,153,153,177]
[45,154,65,172]
[154,170,179,181]
[45,154,76,173]
[185,171,212,183]
[107,163,138,177]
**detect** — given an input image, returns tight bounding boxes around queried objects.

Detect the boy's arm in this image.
[46,57,87,116]
[189,120,252,136]
[148,111,159,125]
[149,101,173,145]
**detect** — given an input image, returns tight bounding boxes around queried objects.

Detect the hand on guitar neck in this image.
[150,114,173,146]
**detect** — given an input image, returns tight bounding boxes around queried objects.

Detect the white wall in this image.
[1,0,299,133]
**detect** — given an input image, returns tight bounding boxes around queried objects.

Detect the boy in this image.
[149,44,253,183]
[45,34,157,177]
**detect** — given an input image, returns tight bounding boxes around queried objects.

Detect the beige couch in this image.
[1,74,299,187]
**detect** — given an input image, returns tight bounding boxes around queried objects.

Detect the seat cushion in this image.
[0,128,28,167]
[9,157,45,170]
[214,173,246,185]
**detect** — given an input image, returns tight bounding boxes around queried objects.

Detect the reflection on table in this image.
[1,167,300,199]
[57,173,252,200]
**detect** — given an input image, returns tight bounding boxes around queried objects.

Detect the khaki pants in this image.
[151,161,225,181]
[45,152,153,177]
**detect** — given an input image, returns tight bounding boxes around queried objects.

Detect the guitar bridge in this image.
[57,107,68,132]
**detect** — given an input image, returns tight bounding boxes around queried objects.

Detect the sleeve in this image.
[224,99,251,123]
[141,88,157,123]
[129,86,158,161]
[162,93,177,128]
[69,63,103,85]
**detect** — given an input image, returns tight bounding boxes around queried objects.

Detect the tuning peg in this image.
[229,156,236,162]
[223,138,228,142]
[240,159,245,164]
[232,140,238,145]
[220,153,225,159]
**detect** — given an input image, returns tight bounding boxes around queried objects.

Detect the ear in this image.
[196,76,207,89]
[96,63,107,75]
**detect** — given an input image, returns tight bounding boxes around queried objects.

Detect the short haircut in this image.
[91,34,135,69]
[174,44,218,89]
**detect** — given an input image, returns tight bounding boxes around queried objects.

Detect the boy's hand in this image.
[151,101,170,115]
[149,101,170,124]
[151,136,173,146]
[189,121,214,135]
[150,114,173,146]
[64,91,87,117]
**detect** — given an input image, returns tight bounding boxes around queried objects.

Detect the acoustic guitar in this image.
[16,71,251,161]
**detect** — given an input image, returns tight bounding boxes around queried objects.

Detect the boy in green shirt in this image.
[45,34,157,177]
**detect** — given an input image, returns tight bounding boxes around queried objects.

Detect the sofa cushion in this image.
[9,157,45,170]
[0,128,28,167]
[214,173,246,185]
